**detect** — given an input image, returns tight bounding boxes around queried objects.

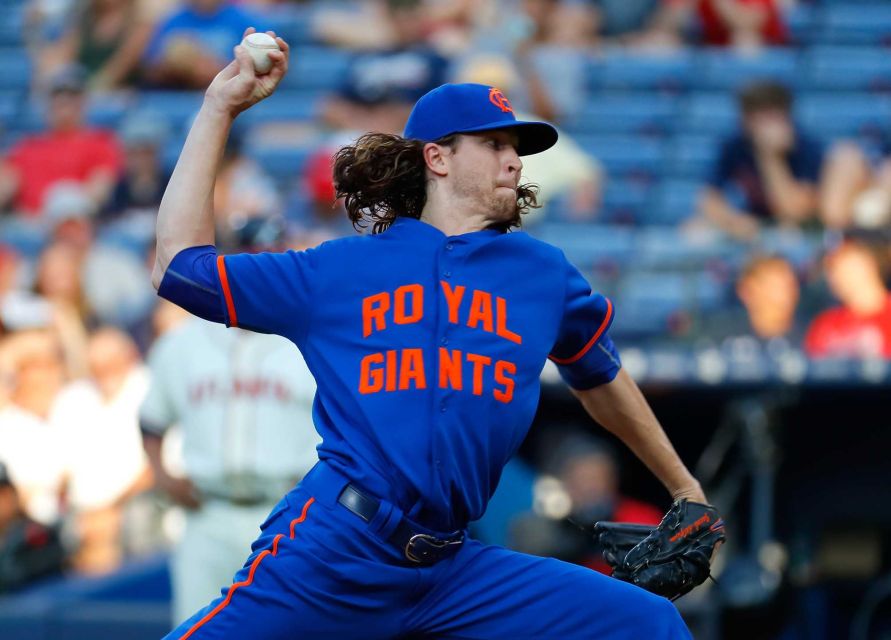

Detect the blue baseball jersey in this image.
[159,217,620,532]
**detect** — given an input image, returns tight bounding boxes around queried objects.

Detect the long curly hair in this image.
[332,132,540,234]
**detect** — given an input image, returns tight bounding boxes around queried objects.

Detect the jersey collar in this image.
[387,216,505,241]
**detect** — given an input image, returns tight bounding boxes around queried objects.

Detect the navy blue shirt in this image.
[339,48,449,106]
[159,218,620,531]
[708,131,824,220]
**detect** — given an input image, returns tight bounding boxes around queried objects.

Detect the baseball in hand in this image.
[241,32,280,75]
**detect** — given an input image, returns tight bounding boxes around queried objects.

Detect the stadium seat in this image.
[0,48,31,91]
[282,46,352,91]
[243,144,314,184]
[785,4,819,47]
[819,5,891,45]
[600,177,654,224]
[696,49,801,91]
[574,134,667,179]
[240,91,322,125]
[665,135,721,181]
[531,223,636,270]
[795,94,891,139]
[254,4,316,46]
[803,47,891,92]
[568,94,680,137]
[646,179,703,226]
[0,90,21,125]
[588,51,695,93]
[679,92,739,136]
[137,92,204,132]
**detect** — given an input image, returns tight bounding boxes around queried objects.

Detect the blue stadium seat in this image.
[679,92,738,136]
[795,94,891,139]
[255,4,316,45]
[696,49,801,91]
[646,179,703,226]
[588,51,695,93]
[282,46,352,91]
[137,92,204,132]
[0,49,31,91]
[786,4,820,46]
[574,134,667,179]
[85,94,132,130]
[803,47,891,92]
[820,5,891,45]
[243,144,314,184]
[240,91,321,125]
[568,94,680,137]
[531,223,636,270]
[0,4,25,47]
[0,90,22,125]
[600,178,653,224]
[666,135,721,180]
[633,227,744,269]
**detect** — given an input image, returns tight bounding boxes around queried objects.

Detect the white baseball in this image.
[241,32,280,75]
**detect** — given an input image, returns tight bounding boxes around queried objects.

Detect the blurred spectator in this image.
[699,82,823,240]
[33,241,92,377]
[805,240,891,359]
[213,135,282,250]
[141,0,257,90]
[508,435,661,574]
[43,182,98,253]
[0,66,123,217]
[140,226,320,625]
[321,0,450,135]
[455,54,603,220]
[102,111,172,222]
[653,0,787,49]
[0,461,67,594]
[52,327,150,574]
[455,54,604,220]
[0,330,69,526]
[820,142,891,232]
[40,0,159,91]
[736,255,802,342]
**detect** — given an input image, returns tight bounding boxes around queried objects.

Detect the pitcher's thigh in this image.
[415,541,691,640]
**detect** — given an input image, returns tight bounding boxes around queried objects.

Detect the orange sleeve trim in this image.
[548,298,613,366]
[217,255,238,328]
[178,497,315,640]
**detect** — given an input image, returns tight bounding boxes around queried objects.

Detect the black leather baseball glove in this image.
[592,500,725,601]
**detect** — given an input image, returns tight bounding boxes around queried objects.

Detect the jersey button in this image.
[440,404,447,413]
[445,243,454,251]
[440,337,448,345]
[443,271,451,278]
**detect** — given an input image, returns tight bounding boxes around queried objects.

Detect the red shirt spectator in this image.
[698,0,787,46]
[804,296,891,359]
[5,130,122,216]
[0,66,122,218]
[804,240,891,359]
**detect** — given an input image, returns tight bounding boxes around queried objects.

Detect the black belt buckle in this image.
[404,532,464,565]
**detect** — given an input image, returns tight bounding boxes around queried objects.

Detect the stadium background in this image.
[2,0,891,637]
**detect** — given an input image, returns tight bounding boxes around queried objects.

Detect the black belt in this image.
[337,484,464,565]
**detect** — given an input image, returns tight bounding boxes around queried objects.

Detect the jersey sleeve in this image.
[549,258,621,390]
[158,245,318,343]
[217,248,318,343]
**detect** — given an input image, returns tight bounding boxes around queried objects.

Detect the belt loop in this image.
[368,499,401,540]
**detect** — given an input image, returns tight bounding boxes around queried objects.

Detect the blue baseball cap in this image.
[403,83,558,156]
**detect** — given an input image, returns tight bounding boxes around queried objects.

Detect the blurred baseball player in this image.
[153,28,716,639]
[140,216,320,625]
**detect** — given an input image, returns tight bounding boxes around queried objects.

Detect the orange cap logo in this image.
[489,87,513,114]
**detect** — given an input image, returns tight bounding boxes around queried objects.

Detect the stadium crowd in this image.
[1,0,891,635]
